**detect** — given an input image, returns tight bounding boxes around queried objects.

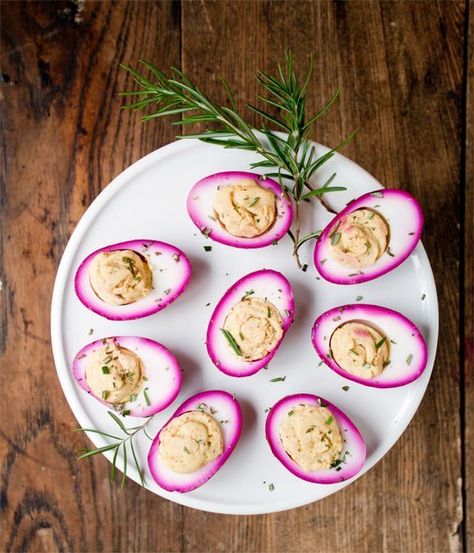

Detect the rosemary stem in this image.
[292,200,303,269]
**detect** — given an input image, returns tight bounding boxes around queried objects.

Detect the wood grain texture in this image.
[463,3,473,552]
[0,1,470,552]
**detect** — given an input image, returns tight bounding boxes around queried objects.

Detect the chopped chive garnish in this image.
[329,222,340,239]
[325,416,334,425]
[267,306,271,318]
[306,426,315,433]
[421,293,426,300]
[375,337,387,350]
[288,410,294,416]
[203,245,212,252]
[356,295,363,301]
[184,446,190,454]
[88,328,94,335]
[239,332,245,341]
[122,410,131,416]
[103,356,112,364]
[101,390,109,400]
[220,329,243,356]
[331,232,341,245]
[248,197,260,207]
[268,483,275,492]
[163,288,171,295]
[129,394,137,402]
[143,388,151,406]
[205,302,210,307]
[342,386,350,391]
[371,190,384,198]
[386,247,394,257]
[349,348,359,356]
[241,289,255,300]
[302,264,308,272]
[270,376,286,383]
[367,211,375,219]
[101,366,110,374]
[406,353,413,365]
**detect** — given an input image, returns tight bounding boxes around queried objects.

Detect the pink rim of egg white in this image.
[186,171,293,248]
[74,239,192,320]
[265,394,366,484]
[148,390,242,492]
[314,189,423,284]
[207,269,294,377]
[311,304,428,388]
[72,336,182,417]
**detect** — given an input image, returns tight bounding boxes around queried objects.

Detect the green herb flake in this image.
[268,483,275,492]
[184,446,190,454]
[129,394,137,402]
[267,306,271,318]
[371,190,384,198]
[325,416,334,425]
[143,388,151,406]
[122,410,131,417]
[421,293,426,301]
[406,353,413,365]
[88,328,94,335]
[302,264,308,272]
[356,295,363,301]
[270,376,286,383]
[331,232,341,246]
[220,328,243,356]
[203,245,212,252]
[101,366,110,374]
[101,390,109,400]
[375,337,387,350]
[241,289,255,300]
[248,197,260,207]
[288,410,294,416]
[342,385,350,391]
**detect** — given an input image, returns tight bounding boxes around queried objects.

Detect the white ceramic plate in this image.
[51,139,438,514]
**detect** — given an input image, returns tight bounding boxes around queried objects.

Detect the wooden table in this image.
[1,1,472,551]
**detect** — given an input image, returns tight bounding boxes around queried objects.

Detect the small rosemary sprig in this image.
[75,411,153,488]
[119,52,353,268]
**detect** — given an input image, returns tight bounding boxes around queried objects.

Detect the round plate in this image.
[51,139,438,515]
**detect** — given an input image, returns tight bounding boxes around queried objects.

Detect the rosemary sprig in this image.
[75,411,151,488]
[119,52,354,268]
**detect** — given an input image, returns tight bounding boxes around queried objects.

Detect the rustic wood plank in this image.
[181,1,465,552]
[0,2,183,551]
[463,3,473,552]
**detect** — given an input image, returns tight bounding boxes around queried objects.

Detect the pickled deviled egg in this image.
[311,304,428,388]
[314,189,423,284]
[187,172,293,248]
[74,239,191,320]
[72,336,182,417]
[148,391,242,492]
[206,270,294,377]
[265,394,366,484]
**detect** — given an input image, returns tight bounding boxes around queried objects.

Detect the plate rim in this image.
[50,138,439,515]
